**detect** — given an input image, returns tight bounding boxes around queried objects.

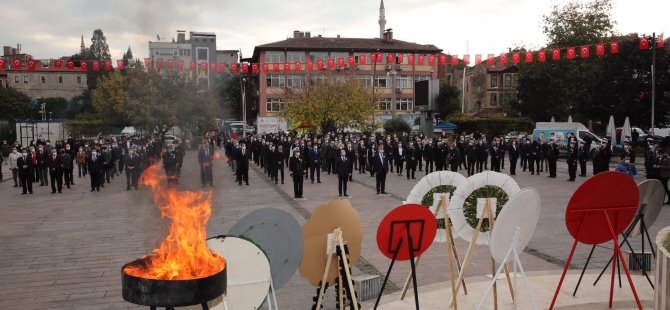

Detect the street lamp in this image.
[241,77,247,139]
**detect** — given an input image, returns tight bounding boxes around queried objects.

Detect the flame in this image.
[212,151,221,160]
[123,165,226,280]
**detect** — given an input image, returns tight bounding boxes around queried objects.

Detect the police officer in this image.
[466,140,477,176]
[289,148,306,199]
[567,140,578,181]
[578,142,588,177]
[547,138,559,178]
[405,143,417,179]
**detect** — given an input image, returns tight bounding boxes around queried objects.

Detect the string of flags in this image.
[0,35,663,73]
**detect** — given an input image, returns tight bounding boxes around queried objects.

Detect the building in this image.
[5,59,87,100]
[463,62,519,115]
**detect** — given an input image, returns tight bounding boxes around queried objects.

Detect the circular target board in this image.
[490,188,542,264]
[376,204,437,261]
[630,179,665,237]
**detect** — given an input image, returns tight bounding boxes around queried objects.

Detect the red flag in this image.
[231,63,238,73]
[538,50,546,62]
[295,61,302,71]
[210,62,217,72]
[0,58,5,70]
[512,52,521,64]
[67,60,75,70]
[407,54,414,64]
[93,60,101,71]
[595,43,605,56]
[12,59,21,69]
[144,58,151,68]
[552,48,560,60]
[190,61,196,71]
[359,54,367,65]
[376,52,383,63]
[428,54,436,65]
[337,57,345,68]
[417,54,425,65]
[27,59,36,70]
[307,60,314,70]
[475,54,482,65]
[525,51,533,63]
[370,52,377,63]
[103,60,112,71]
[386,53,394,64]
[199,62,207,71]
[327,58,335,69]
[54,60,63,68]
[284,62,291,72]
[167,59,174,69]
[658,34,665,48]
[397,54,404,64]
[609,42,619,54]
[348,55,355,67]
[241,63,249,74]
[640,36,649,50]
[580,46,590,58]
[567,47,576,59]
[80,60,88,71]
[500,53,508,65]
[439,54,447,65]
[317,59,324,70]
[462,55,470,65]
[273,63,280,73]
[487,54,494,65]
[157,58,164,69]
[219,62,226,73]
[252,63,259,74]
[117,60,124,71]
[177,60,184,70]
[262,63,269,73]
[451,56,458,66]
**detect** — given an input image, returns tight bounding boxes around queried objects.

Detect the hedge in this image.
[447,115,534,137]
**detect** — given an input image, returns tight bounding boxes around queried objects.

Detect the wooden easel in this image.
[314,228,359,310]
[399,194,467,309]
[450,198,515,309]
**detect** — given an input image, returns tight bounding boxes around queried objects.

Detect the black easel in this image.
[374,220,424,310]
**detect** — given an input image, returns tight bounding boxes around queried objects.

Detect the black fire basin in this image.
[122,258,227,308]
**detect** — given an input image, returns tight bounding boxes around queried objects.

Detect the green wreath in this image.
[420,185,457,229]
[463,185,509,233]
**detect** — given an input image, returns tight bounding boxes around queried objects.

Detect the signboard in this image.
[257,117,288,134]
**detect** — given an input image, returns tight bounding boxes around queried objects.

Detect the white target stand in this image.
[265,279,279,310]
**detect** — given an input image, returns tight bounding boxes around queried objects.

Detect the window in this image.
[155,50,159,55]
[309,52,328,62]
[396,98,413,111]
[374,75,390,88]
[490,93,498,106]
[76,76,82,84]
[196,48,208,61]
[266,75,285,87]
[210,38,214,43]
[414,75,430,81]
[40,76,46,84]
[513,74,519,87]
[396,75,413,88]
[58,76,64,84]
[356,75,373,87]
[286,75,306,88]
[490,75,498,88]
[266,99,285,112]
[14,76,19,83]
[504,74,512,88]
[287,52,306,63]
[185,49,190,57]
[265,52,285,63]
[309,75,327,86]
[503,93,512,104]
[23,76,28,84]
[379,98,392,111]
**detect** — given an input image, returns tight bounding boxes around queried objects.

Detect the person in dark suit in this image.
[87,149,103,192]
[357,141,367,174]
[336,149,351,197]
[345,142,355,181]
[466,140,477,176]
[124,146,140,190]
[308,145,321,183]
[373,145,389,195]
[423,141,434,174]
[274,145,286,184]
[236,143,251,186]
[17,148,35,194]
[289,148,306,198]
[448,142,460,172]
[46,149,63,193]
[405,143,417,179]
[36,144,48,186]
[198,143,214,187]
[508,140,519,175]
[163,144,179,187]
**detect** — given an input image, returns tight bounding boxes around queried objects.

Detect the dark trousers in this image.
[237,167,248,185]
[310,165,320,182]
[293,176,303,197]
[467,160,476,176]
[90,170,101,190]
[326,159,335,174]
[418,157,423,171]
[492,158,501,172]
[50,169,63,192]
[568,160,577,180]
[476,160,484,173]
[277,166,285,183]
[425,160,433,174]
[579,160,587,176]
[338,175,348,196]
[78,164,87,177]
[450,163,458,172]
[662,177,670,203]
[459,155,466,169]
[509,157,517,175]
[64,168,73,185]
[521,156,527,171]
[548,159,557,177]
[358,159,366,174]
[396,160,404,175]
[20,172,33,193]
[40,167,48,185]
[406,165,415,179]
[376,173,386,193]
[201,165,213,186]
[501,154,505,169]
[12,168,19,186]
[126,168,138,188]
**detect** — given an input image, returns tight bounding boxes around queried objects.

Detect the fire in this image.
[123,165,226,280]
[212,151,221,160]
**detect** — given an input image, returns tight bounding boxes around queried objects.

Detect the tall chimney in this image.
[177,31,186,43]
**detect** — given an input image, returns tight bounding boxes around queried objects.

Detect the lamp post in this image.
[242,77,247,139]
[651,32,657,135]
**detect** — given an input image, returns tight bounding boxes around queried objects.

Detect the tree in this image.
[218,74,242,119]
[435,79,461,117]
[122,46,134,69]
[383,117,411,134]
[39,97,69,119]
[0,88,37,141]
[542,0,615,48]
[88,29,111,60]
[280,78,379,131]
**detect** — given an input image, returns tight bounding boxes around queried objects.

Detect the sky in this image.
[2,0,667,61]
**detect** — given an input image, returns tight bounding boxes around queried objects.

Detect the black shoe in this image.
[317,181,322,183]
[67,185,70,189]
[344,194,349,198]
[382,191,388,194]
[58,190,62,193]
[127,186,131,190]
[311,181,314,183]
[51,191,56,194]
[21,192,27,195]
[13,185,18,187]
[91,189,95,192]
[377,191,380,194]
[338,195,342,198]
[29,191,33,194]
[281,182,284,184]
[96,188,100,192]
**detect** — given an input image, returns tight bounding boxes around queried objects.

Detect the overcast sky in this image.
[2,0,667,61]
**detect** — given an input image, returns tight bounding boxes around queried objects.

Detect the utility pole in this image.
[651,33,657,135]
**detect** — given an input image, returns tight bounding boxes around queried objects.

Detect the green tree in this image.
[122,46,134,69]
[542,0,615,48]
[88,29,111,60]
[383,117,411,134]
[218,74,242,119]
[435,79,461,117]
[0,88,37,141]
[39,97,69,119]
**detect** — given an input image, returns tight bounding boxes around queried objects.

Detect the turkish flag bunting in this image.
[93,60,101,71]
[377,52,383,63]
[512,52,521,64]
[359,54,367,65]
[54,60,62,68]
[552,48,560,60]
[327,58,335,69]
[103,60,112,71]
[407,54,414,64]
[500,53,508,65]
[12,59,21,69]
[463,55,470,65]
[428,54,436,65]
[210,62,217,72]
[273,63,280,73]
[475,54,482,65]
[295,61,302,71]
[487,54,495,65]
[307,60,314,70]
[317,59,324,70]
[348,56,355,66]
[190,61,196,71]
[386,53,394,64]
[177,60,184,70]
[28,59,36,70]
[67,60,75,69]
[144,58,151,68]
[252,63,259,74]
[262,63,269,73]
[640,36,649,50]
[397,54,404,64]
[567,47,576,59]
[231,63,238,73]
[658,34,665,48]
[370,53,377,63]
[451,55,458,65]
[538,50,546,62]
[418,54,425,65]
[439,54,447,65]
[167,59,174,69]
[610,42,619,54]
[337,58,345,68]
[580,46,590,58]
[241,63,249,74]
[117,60,124,71]
[219,62,226,73]
[199,62,207,71]
[0,58,5,70]
[596,43,605,56]
[157,58,164,69]
[284,62,291,72]
[80,60,88,71]
[525,51,533,63]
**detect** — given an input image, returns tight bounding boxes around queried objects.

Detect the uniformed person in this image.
[289,148,306,198]
[567,140,578,181]
[547,138,560,178]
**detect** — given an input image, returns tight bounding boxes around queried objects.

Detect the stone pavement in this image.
[0,154,666,309]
